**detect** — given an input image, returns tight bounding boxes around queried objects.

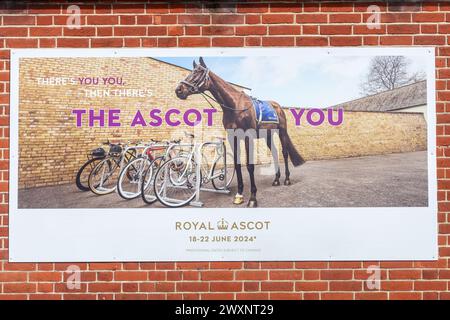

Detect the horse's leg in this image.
[280,129,291,186]
[228,133,244,205]
[245,137,258,207]
[265,130,280,186]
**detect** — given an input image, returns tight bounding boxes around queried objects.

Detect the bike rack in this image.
[190,141,231,207]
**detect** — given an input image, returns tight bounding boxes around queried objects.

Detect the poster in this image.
[9,48,437,261]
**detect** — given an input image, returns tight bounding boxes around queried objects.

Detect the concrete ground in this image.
[18,151,428,208]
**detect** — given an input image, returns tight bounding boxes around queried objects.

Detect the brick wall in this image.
[17,57,427,188]
[1,0,450,300]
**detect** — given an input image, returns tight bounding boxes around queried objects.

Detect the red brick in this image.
[0,272,27,282]
[176,282,209,292]
[201,271,233,281]
[271,293,302,300]
[381,281,413,291]
[236,26,267,36]
[297,14,328,24]
[355,292,388,300]
[112,4,145,14]
[270,3,302,13]
[270,270,303,280]
[387,24,420,34]
[178,15,210,25]
[6,38,38,48]
[320,25,352,35]
[237,3,268,13]
[89,263,121,271]
[389,270,422,280]
[390,292,421,300]
[321,270,353,280]
[157,38,175,47]
[92,38,123,48]
[380,36,413,45]
[56,38,89,48]
[322,292,353,300]
[413,13,446,22]
[114,271,147,281]
[414,35,446,45]
[212,15,245,25]
[4,283,36,293]
[31,27,62,38]
[246,15,261,25]
[210,282,242,292]
[330,36,363,46]
[330,281,362,291]
[295,36,328,46]
[3,16,35,25]
[147,26,167,36]
[114,27,146,36]
[269,26,301,35]
[236,293,269,300]
[88,283,121,292]
[321,2,354,12]
[0,27,28,37]
[235,270,268,280]
[329,13,362,23]
[262,36,295,46]
[29,272,61,282]
[179,37,210,47]
[201,293,234,300]
[262,14,294,24]
[87,15,119,25]
[261,281,293,291]
[212,37,244,47]
[155,282,175,292]
[414,281,447,291]
[202,26,234,36]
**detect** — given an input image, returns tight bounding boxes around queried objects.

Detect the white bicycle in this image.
[153,137,235,208]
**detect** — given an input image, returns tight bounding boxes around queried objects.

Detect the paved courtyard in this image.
[18,151,428,208]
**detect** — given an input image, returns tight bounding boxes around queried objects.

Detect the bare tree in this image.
[360,56,425,95]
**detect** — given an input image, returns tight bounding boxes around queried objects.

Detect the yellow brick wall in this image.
[18,57,427,189]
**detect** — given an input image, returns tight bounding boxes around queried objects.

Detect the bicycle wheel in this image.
[211,152,235,190]
[154,156,198,208]
[141,156,164,204]
[117,157,151,200]
[88,158,120,195]
[75,157,103,191]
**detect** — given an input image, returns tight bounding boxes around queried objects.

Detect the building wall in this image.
[396,104,428,121]
[0,0,449,300]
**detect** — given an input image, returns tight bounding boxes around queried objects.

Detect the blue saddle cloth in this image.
[251,98,279,125]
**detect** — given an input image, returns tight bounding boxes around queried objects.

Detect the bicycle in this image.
[87,142,138,195]
[117,139,176,200]
[140,138,193,204]
[153,137,235,208]
[75,142,108,191]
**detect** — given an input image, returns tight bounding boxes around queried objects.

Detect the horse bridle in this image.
[179,65,251,113]
[179,65,210,94]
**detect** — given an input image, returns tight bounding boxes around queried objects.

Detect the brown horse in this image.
[175,57,304,207]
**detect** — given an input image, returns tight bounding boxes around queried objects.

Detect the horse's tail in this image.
[283,130,305,167]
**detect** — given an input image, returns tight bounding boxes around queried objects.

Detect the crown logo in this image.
[217,218,229,230]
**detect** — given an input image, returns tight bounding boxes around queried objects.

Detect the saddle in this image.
[251,98,279,126]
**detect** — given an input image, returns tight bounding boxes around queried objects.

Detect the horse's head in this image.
[175,57,210,100]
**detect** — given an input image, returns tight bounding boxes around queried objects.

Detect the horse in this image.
[175,57,304,207]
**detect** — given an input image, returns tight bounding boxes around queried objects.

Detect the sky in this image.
[158,55,427,108]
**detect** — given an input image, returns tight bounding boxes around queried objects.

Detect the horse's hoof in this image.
[284,179,291,186]
[272,180,280,186]
[247,199,258,208]
[233,194,244,205]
